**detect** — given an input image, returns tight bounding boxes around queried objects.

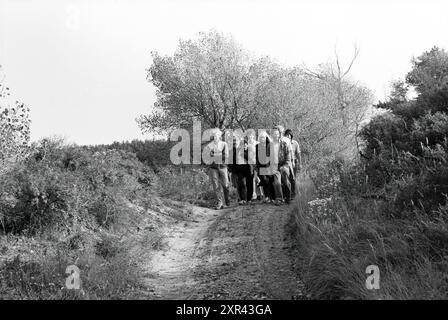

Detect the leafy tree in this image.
[406,46,448,96]
[362,47,448,158]
[389,80,409,103]
[0,65,31,173]
[358,46,448,214]
[138,31,276,132]
[139,32,373,167]
[259,61,373,165]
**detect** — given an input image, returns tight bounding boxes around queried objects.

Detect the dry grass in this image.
[291,170,448,300]
[0,196,193,299]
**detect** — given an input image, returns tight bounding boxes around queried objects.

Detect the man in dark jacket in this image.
[229,135,253,204]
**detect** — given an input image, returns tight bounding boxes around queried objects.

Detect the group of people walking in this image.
[204,125,301,210]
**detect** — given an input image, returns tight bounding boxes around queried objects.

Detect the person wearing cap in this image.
[203,128,230,210]
[284,128,301,199]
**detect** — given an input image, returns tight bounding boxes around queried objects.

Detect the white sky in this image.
[1,0,448,145]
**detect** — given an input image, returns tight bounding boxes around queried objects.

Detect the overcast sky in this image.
[1,0,448,145]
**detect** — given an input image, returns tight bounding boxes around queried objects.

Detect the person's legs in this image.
[209,168,224,207]
[218,167,230,206]
[253,171,262,200]
[244,168,254,202]
[236,171,247,202]
[293,166,299,199]
[271,172,283,201]
[252,170,258,200]
[231,170,238,188]
[280,165,291,203]
[257,185,264,200]
[246,171,254,201]
[289,166,296,199]
[267,175,274,199]
[293,162,299,178]
[233,170,241,201]
[258,174,270,200]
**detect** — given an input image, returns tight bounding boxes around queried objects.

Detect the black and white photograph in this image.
[1,0,448,306]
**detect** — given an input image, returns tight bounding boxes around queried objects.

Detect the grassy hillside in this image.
[0,138,192,299]
[292,47,448,300]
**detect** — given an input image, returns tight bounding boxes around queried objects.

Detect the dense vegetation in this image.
[139,31,373,167]
[0,65,31,176]
[85,140,215,205]
[293,47,448,299]
[2,30,448,299]
[85,139,174,171]
[0,137,190,299]
[1,139,157,234]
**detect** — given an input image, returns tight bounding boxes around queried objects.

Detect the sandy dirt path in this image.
[144,202,304,300]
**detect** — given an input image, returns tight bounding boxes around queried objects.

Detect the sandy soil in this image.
[144,202,305,300]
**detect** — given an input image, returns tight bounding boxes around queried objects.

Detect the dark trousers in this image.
[259,173,282,200]
[235,168,254,202]
[290,175,296,198]
[280,165,292,202]
[290,165,297,198]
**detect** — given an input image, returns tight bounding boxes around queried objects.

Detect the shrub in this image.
[0,139,156,234]
[293,168,448,299]
[155,165,215,206]
[293,47,448,300]
[0,235,146,300]
[293,112,448,299]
